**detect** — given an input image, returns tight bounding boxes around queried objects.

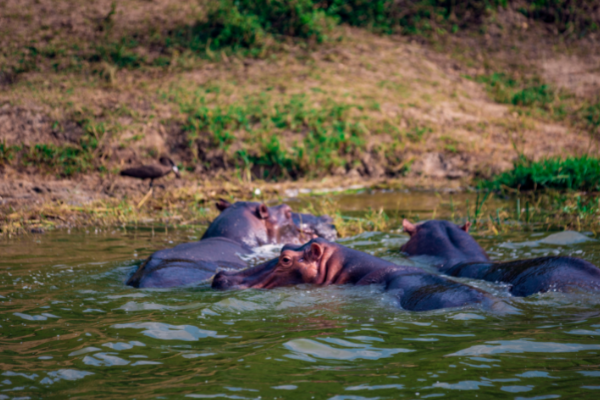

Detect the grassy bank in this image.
[4,185,600,238]
[4,1,599,83]
[484,156,600,192]
[1,0,599,181]
[2,0,600,237]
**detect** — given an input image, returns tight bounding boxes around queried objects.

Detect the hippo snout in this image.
[212,270,240,290]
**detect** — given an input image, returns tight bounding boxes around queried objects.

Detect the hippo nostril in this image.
[212,272,232,290]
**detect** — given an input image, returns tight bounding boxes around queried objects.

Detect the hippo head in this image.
[400,219,488,270]
[205,199,337,247]
[202,199,304,247]
[292,212,337,242]
[212,240,327,290]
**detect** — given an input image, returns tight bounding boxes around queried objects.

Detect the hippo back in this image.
[126,237,251,288]
[401,220,489,270]
[447,256,600,297]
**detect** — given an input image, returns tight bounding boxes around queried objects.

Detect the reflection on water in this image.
[1,191,600,399]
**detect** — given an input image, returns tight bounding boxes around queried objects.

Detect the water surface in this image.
[1,191,600,399]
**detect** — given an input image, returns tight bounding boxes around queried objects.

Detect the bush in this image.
[511,84,553,107]
[516,0,600,36]
[484,156,600,191]
[204,0,336,51]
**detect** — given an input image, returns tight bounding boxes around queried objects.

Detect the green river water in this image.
[1,191,600,399]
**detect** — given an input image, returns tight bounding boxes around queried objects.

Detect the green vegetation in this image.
[22,144,94,177]
[476,73,556,108]
[0,142,18,166]
[179,92,366,179]
[584,100,600,134]
[484,156,600,192]
[0,115,107,177]
[3,0,599,83]
[474,72,600,135]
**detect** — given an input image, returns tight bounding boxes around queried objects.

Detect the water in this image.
[1,192,600,399]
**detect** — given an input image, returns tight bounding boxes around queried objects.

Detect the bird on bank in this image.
[120,157,181,189]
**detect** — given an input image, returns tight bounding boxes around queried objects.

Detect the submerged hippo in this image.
[208,199,337,244]
[292,212,337,242]
[212,238,496,311]
[400,219,600,296]
[127,237,251,288]
[204,199,302,247]
[126,201,337,288]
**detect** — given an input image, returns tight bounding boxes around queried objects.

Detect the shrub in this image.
[511,84,553,107]
[484,156,600,191]
[203,0,336,51]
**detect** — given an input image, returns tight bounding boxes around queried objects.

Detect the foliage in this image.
[584,100,600,133]
[325,0,503,35]
[0,142,19,166]
[516,0,600,36]
[165,0,337,57]
[181,92,365,180]
[484,156,600,192]
[511,84,554,107]
[22,144,94,177]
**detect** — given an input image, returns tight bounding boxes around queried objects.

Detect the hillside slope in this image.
[1,0,599,209]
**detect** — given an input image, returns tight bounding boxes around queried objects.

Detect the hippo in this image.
[203,199,305,247]
[292,212,337,242]
[212,238,497,311]
[126,237,251,288]
[210,199,338,243]
[126,201,337,288]
[400,219,600,296]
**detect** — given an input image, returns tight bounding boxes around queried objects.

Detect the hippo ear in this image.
[216,199,232,212]
[402,219,417,236]
[459,221,471,233]
[308,242,324,261]
[257,204,270,219]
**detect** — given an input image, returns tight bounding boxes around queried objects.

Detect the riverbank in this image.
[2,1,600,235]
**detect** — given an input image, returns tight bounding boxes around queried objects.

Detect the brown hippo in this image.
[213,199,337,245]
[126,237,251,288]
[126,201,337,288]
[400,219,600,297]
[212,238,497,312]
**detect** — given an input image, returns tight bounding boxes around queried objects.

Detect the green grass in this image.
[474,72,600,134]
[584,100,600,133]
[179,91,366,179]
[484,156,600,192]
[22,144,95,177]
[0,142,19,166]
[0,112,106,177]
[4,0,599,83]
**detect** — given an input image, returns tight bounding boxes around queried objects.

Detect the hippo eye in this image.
[281,256,292,265]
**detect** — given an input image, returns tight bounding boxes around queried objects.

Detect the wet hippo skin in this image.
[126,237,251,288]
[209,199,338,244]
[126,200,337,288]
[212,238,496,311]
[400,219,600,296]
[291,212,337,242]
[203,200,303,247]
